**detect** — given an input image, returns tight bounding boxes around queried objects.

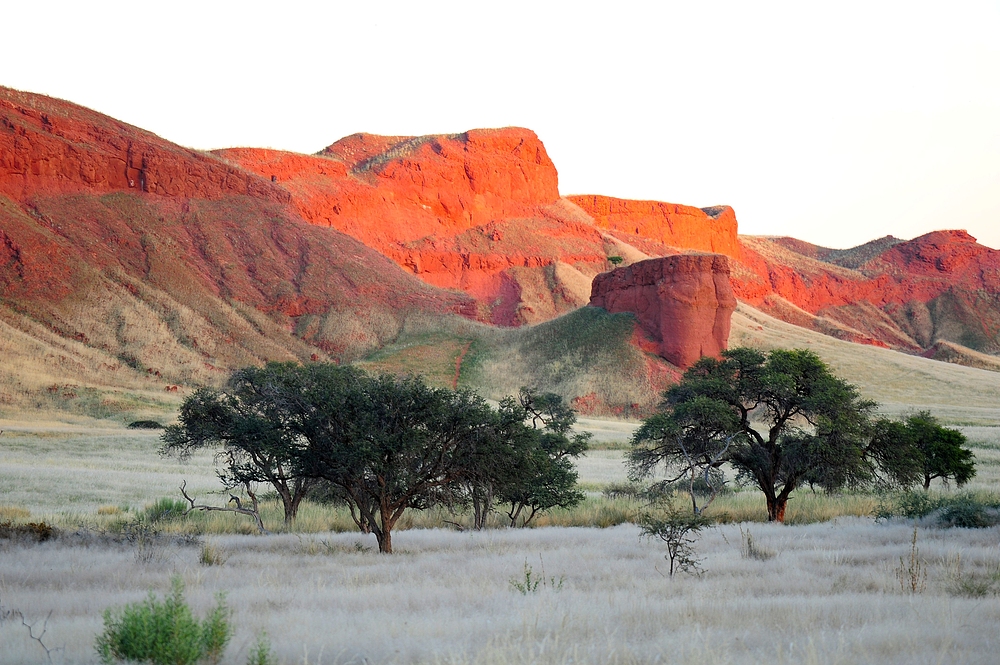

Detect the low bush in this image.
[875,491,1000,528]
[95,577,231,665]
[0,521,56,542]
[143,498,189,524]
[127,420,164,429]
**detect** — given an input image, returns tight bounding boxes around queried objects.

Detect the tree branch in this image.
[179,480,268,534]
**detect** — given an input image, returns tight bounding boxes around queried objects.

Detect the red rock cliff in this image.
[590,254,737,368]
[0,88,287,204]
[568,195,740,260]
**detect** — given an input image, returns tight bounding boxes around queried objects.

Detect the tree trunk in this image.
[765,495,788,522]
[472,486,492,530]
[923,475,932,490]
[376,528,391,554]
[376,502,397,554]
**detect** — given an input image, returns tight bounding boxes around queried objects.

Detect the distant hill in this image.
[1,85,998,422]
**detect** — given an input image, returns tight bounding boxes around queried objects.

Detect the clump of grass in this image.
[0,505,31,520]
[740,526,776,560]
[199,542,226,566]
[944,553,1000,597]
[98,505,123,516]
[895,526,927,594]
[143,497,189,524]
[95,577,231,665]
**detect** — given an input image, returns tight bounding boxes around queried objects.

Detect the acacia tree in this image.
[497,388,589,527]
[630,348,913,522]
[900,411,975,489]
[628,396,740,514]
[160,363,321,526]
[294,373,498,553]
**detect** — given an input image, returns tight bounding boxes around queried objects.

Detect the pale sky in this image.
[4,0,999,250]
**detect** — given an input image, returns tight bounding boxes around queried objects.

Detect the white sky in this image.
[4,0,999,250]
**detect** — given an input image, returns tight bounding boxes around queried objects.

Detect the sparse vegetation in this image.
[895,526,927,593]
[509,558,564,594]
[739,526,776,560]
[639,502,710,577]
[128,420,164,430]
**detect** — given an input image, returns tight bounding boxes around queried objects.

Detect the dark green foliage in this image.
[904,412,975,489]
[95,577,231,665]
[128,420,164,429]
[876,491,1000,528]
[142,498,189,523]
[629,348,910,521]
[496,388,589,527]
[161,363,331,525]
[165,363,588,551]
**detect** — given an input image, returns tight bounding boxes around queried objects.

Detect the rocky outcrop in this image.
[220,131,607,325]
[221,132,750,326]
[590,254,737,368]
[568,195,740,259]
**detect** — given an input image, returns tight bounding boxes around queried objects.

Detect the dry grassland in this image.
[4,302,1000,663]
[3,521,1000,665]
[1,425,999,664]
[731,304,1000,425]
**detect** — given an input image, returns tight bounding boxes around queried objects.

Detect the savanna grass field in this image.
[2,421,1000,663]
[3,324,1000,664]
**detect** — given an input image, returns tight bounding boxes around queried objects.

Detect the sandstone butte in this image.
[590,254,737,368]
[218,131,742,327]
[2,84,999,372]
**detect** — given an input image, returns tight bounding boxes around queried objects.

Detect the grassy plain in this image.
[4,302,1000,663]
[2,424,1000,664]
[4,519,1000,664]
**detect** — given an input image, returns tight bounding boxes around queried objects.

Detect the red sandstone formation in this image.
[733,231,1000,355]
[220,133,743,326]
[3,83,998,381]
[220,132,607,325]
[590,254,737,368]
[568,195,740,260]
[0,89,286,204]
[0,87,475,379]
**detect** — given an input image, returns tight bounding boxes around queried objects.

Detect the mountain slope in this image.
[736,231,1000,356]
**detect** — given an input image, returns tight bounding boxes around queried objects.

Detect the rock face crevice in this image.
[589,254,737,368]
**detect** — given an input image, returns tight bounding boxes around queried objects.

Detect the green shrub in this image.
[95,577,231,665]
[128,420,165,429]
[143,498,190,523]
[875,491,1000,528]
[246,633,278,665]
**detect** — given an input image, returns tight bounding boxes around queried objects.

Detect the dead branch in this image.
[0,596,62,663]
[179,480,268,534]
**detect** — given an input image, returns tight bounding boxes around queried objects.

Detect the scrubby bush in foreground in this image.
[95,577,231,665]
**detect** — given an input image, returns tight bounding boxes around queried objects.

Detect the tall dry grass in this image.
[3,520,1000,664]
